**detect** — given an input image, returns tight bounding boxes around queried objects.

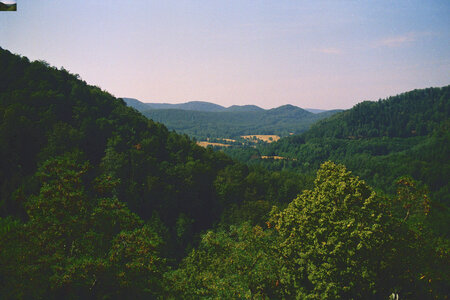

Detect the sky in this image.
[0,1,449,109]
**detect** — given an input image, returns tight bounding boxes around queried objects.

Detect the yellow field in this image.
[241,135,280,143]
[260,155,297,161]
[261,155,287,160]
[197,141,231,148]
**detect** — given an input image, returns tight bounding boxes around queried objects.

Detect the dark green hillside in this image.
[0,47,237,249]
[0,47,297,244]
[231,86,450,207]
[305,87,449,139]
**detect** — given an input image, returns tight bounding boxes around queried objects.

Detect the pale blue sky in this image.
[0,0,449,109]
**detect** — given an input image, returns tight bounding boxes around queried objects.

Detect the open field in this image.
[261,155,287,160]
[197,141,231,148]
[260,155,297,161]
[241,135,280,143]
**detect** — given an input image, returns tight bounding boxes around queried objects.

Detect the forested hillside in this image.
[125,98,340,139]
[1,48,448,298]
[304,87,449,139]
[226,86,450,223]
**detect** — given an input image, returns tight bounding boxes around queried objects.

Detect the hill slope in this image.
[304,87,449,139]
[0,46,311,258]
[0,47,238,243]
[125,98,341,139]
[236,86,450,206]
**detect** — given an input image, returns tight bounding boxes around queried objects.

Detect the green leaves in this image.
[0,154,167,298]
[271,162,395,299]
[168,223,283,299]
[108,225,166,297]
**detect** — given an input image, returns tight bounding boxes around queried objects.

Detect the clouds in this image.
[375,32,434,48]
[315,31,437,56]
[314,31,429,55]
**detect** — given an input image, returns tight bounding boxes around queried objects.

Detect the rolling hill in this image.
[124,98,341,139]
[124,98,234,112]
[230,86,450,208]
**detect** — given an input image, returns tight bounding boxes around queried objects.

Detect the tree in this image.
[0,153,166,299]
[168,223,283,299]
[270,161,397,299]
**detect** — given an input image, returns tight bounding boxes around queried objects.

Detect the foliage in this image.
[305,87,449,139]
[167,223,283,299]
[226,86,450,209]
[0,47,235,257]
[0,154,166,299]
[270,162,397,298]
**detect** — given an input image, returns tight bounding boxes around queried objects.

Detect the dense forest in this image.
[0,48,449,299]
[125,98,340,139]
[225,87,450,220]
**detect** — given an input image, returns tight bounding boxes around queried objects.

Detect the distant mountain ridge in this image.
[123,98,246,112]
[122,98,341,139]
[123,98,335,114]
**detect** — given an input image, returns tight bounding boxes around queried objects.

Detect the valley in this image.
[124,98,341,140]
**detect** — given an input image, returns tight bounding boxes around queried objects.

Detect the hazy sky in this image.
[1,1,449,109]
